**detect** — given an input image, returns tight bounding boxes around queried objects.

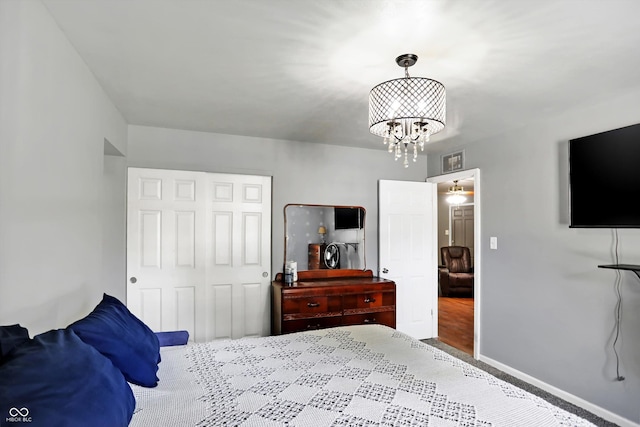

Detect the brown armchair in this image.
[439,246,474,297]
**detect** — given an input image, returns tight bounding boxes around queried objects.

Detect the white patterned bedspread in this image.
[130,325,595,426]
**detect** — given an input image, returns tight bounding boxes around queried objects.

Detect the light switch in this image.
[444,230,449,236]
[490,237,498,250]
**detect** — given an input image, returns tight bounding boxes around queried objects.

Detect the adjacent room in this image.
[437,177,476,356]
[2,1,640,426]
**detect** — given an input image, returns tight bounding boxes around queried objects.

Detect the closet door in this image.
[126,168,271,342]
[205,173,272,340]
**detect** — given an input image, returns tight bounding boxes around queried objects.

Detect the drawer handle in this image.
[306,324,321,330]
[364,297,376,303]
[363,318,377,324]
[307,302,320,308]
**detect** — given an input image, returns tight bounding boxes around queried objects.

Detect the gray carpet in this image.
[422,339,618,427]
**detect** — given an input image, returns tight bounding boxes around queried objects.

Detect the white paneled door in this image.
[127,168,271,342]
[450,204,475,264]
[378,180,437,340]
[205,173,272,340]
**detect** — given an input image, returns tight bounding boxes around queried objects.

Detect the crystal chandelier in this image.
[369,54,446,168]
[446,180,466,205]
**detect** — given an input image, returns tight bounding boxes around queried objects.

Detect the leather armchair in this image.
[439,246,474,297]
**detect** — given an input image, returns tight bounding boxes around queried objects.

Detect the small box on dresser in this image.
[307,243,327,270]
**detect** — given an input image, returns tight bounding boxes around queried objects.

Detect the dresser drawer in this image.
[342,310,395,328]
[282,295,342,315]
[281,316,343,334]
[342,292,394,310]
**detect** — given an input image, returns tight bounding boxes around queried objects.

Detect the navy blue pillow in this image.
[0,324,30,360]
[0,328,134,427]
[156,330,190,347]
[68,294,160,387]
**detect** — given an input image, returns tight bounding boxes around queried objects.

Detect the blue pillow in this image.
[0,328,134,427]
[156,330,189,347]
[0,324,30,360]
[68,294,160,387]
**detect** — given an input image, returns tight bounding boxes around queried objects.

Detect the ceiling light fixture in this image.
[369,54,446,168]
[446,180,466,205]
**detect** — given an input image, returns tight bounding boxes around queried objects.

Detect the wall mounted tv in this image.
[334,207,364,229]
[569,123,640,228]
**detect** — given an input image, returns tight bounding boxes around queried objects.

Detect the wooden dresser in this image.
[271,269,396,335]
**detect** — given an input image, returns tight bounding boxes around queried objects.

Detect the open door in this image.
[428,168,481,359]
[378,180,438,340]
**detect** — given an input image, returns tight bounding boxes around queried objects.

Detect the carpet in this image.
[422,338,618,427]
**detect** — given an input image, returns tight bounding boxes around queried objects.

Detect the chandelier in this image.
[369,54,446,168]
[446,180,466,205]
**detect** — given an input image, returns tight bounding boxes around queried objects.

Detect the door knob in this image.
[129,277,137,284]
[262,272,269,278]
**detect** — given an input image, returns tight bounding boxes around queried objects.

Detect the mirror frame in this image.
[283,204,366,273]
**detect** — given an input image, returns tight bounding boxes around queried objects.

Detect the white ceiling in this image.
[42,0,640,154]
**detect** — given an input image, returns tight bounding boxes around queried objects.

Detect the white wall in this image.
[428,88,640,424]
[126,125,429,278]
[102,149,127,301]
[0,0,127,334]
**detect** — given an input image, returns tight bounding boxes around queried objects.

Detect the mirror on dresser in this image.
[284,204,366,272]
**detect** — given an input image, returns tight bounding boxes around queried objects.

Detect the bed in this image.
[130,324,595,427]
[0,295,596,426]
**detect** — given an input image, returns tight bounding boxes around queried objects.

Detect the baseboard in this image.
[479,355,639,427]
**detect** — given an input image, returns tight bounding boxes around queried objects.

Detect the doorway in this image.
[427,169,481,358]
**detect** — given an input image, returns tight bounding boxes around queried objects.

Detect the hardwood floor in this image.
[438,296,474,356]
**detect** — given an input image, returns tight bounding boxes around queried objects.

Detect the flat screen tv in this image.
[334,207,364,230]
[569,123,640,228]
